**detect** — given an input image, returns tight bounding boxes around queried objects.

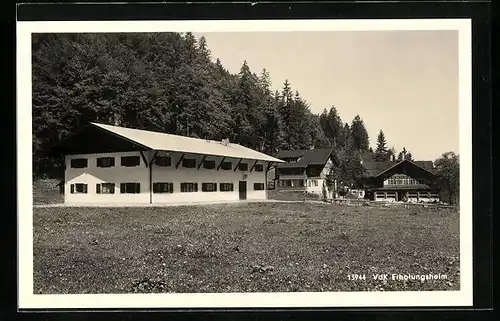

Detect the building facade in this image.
[53,123,284,205]
[273,148,336,196]
[358,153,440,203]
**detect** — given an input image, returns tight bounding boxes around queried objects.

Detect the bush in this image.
[338,189,348,197]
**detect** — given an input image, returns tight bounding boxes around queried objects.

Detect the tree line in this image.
[32,32,459,204]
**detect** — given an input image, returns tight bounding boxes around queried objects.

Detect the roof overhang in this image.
[51,123,152,157]
[52,123,284,163]
[374,160,436,180]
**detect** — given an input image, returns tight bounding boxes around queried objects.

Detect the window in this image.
[202,182,217,192]
[203,160,216,169]
[96,183,115,194]
[121,156,140,167]
[153,182,174,193]
[70,183,87,194]
[120,182,140,194]
[313,180,318,187]
[254,183,265,190]
[238,163,248,171]
[182,158,196,168]
[388,175,422,185]
[97,157,115,168]
[181,183,198,192]
[220,161,232,170]
[220,183,234,192]
[70,158,87,168]
[254,164,264,172]
[155,156,171,167]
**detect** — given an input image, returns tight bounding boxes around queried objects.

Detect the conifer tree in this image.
[374,130,388,161]
[350,115,370,151]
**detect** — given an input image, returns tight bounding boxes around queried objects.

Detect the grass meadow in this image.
[32,181,460,294]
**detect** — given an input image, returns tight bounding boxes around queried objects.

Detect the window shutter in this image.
[170,183,174,193]
[152,183,157,193]
[110,183,115,194]
[70,184,74,194]
[214,183,217,192]
[96,184,101,194]
[120,183,125,193]
[194,183,198,192]
[136,183,140,193]
[97,158,102,167]
[110,157,115,166]
[83,184,88,193]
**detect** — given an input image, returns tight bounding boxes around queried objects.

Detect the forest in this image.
[31,32,459,204]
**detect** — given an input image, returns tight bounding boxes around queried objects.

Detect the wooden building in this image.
[358,153,440,203]
[274,148,337,196]
[52,122,284,205]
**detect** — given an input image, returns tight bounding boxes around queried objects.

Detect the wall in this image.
[64,151,267,204]
[65,151,149,204]
[373,190,440,203]
[374,191,397,202]
[305,178,324,194]
[151,153,266,203]
[321,158,333,178]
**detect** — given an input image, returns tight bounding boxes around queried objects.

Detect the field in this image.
[33,200,460,294]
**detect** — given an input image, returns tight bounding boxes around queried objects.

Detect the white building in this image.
[273,148,337,197]
[52,122,284,205]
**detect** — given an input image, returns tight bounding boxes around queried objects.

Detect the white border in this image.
[17,19,472,309]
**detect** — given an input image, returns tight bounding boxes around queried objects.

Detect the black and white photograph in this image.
[17,18,472,309]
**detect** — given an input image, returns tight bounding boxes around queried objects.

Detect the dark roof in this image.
[360,151,377,162]
[362,159,435,177]
[275,148,334,169]
[362,161,397,177]
[275,149,309,159]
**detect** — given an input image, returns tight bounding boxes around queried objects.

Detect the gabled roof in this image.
[276,148,335,169]
[362,159,435,178]
[53,122,284,163]
[360,151,377,163]
[275,149,309,159]
[362,161,396,177]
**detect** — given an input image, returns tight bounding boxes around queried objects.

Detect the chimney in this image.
[222,138,229,146]
[402,147,407,159]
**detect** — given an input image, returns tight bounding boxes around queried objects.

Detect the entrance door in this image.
[239,181,247,200]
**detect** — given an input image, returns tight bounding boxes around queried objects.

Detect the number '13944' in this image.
[347,274,366,281]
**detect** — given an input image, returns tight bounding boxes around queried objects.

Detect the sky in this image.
[195,31,459,161]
